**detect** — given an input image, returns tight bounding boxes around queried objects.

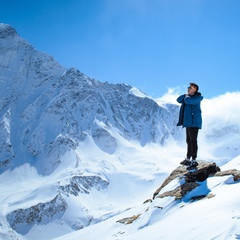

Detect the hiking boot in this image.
[187,160,198,170]
[180,158,191,166]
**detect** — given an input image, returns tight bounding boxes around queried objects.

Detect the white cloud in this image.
[202,91,240,124]
[200,91,240,162]
[154,87,182,105]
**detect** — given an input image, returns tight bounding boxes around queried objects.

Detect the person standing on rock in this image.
[176,83,203,170]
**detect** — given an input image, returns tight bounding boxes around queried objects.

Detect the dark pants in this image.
[186,127,199,160]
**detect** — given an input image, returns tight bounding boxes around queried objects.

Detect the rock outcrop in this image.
[153,160,240,200]
[7,194,67,235]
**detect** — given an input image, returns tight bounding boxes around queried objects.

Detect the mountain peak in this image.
[0,23,19,39]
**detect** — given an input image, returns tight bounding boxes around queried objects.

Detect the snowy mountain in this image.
[0,23,240,240]
[0,23,180,175]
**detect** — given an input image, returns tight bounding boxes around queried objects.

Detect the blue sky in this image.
[1,0,240,98]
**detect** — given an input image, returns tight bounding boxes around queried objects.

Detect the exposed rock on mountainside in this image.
[59,174,109,196]
[7,194,67,235]
[215,168,240,181]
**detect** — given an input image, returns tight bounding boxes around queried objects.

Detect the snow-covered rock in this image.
[7,194,67,235]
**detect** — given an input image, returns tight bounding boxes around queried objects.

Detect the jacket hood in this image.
[195,92,202,96]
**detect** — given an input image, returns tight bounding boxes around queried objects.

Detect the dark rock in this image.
[157,181,199,200]
[184,162,220,182]
[215,169,240,181]
[153,160,221,199]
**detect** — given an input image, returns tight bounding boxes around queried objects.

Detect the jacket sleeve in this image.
[184,95,203,105]
[176,94,185,104]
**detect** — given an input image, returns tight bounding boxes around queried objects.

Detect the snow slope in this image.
[53,156,240,240]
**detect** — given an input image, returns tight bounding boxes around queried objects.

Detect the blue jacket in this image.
[176,92,203,129]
